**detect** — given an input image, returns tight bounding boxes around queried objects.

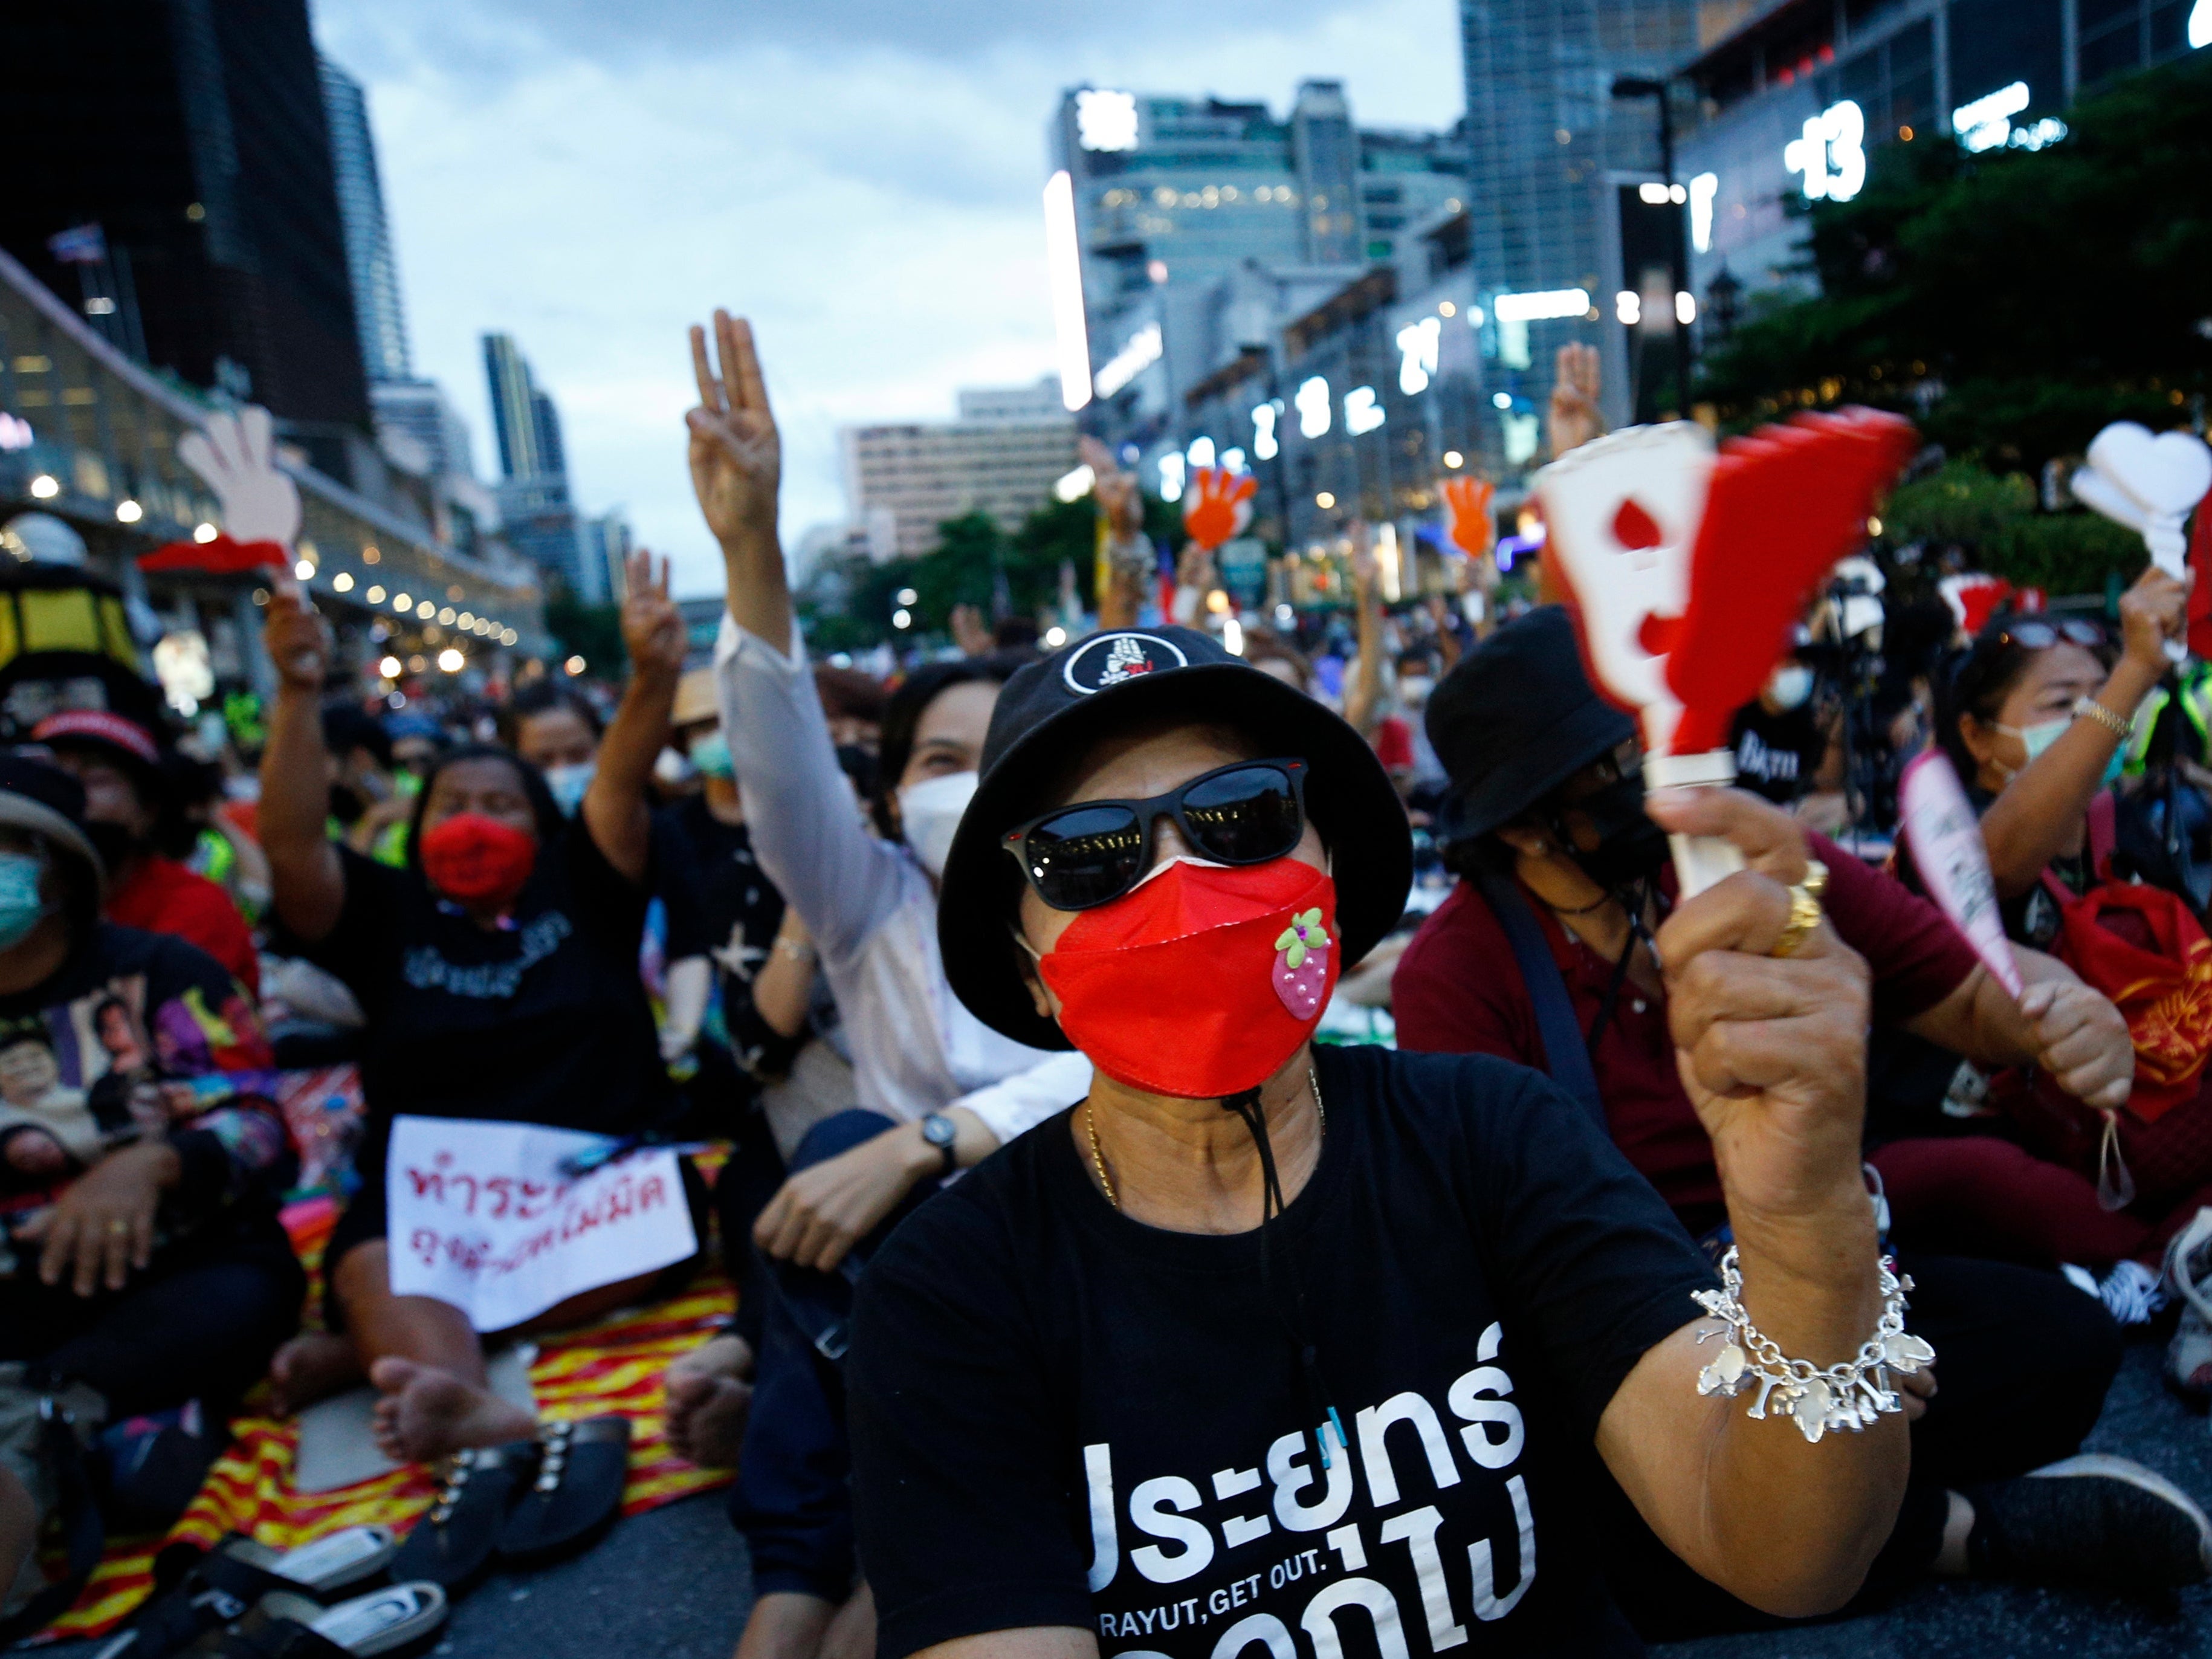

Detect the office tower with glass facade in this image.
[0,0,369,436]
[1458,0,1703,437]
[319,54,410,386]
[1048,80,1466,454]
[482,332,600,602]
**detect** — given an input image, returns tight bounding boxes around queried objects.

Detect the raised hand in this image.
[950,604,994,658]
[1081,436,1145,542]
[1548,341,1605,460]
[2117,564,2189,676]
[1182,466,1256,552]
[178,406,302,549]
[1652,847,1872,1233]
[619,548,686,681]
[687,311,782,548]
[263,582,332,691]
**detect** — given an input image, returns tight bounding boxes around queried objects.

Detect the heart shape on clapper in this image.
[2088,422,2212,519]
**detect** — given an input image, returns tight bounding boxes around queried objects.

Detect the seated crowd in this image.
[4,324,2211,1659]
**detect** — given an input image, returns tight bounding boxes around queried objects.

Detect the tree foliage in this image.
[543,588,625,671]
[794,487,1182,647]
[1698,51,2212,471]
[1881,461,2144,595]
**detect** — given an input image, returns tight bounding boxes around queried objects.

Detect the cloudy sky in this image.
[313,0,1465,597]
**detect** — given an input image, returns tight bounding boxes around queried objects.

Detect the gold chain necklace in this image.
[1085,1069,1326,1214]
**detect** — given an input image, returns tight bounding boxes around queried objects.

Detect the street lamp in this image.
[1610,74,1692,416]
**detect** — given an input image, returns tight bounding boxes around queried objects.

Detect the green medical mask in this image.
[0,850,51,951]
[688,732,734,781]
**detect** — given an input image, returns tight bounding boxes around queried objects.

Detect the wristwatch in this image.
[919,1112,958,1176]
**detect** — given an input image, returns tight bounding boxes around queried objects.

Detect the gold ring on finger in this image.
[1771,881,1825,959]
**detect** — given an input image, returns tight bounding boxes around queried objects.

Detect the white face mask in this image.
[1398,676,1435,709]
[1768,665,1814,710]
[899,769,978,879]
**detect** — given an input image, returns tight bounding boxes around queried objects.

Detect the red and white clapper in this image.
[1534,409,1918,895]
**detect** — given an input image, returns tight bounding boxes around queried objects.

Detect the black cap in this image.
[936,627,1411,1051]
[0,752,104,898]
[1426,605,1636,843]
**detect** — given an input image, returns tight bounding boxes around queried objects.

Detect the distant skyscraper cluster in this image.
[482,333,605,603]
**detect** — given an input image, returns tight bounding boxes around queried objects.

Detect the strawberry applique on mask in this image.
[1273,909,1332,1020]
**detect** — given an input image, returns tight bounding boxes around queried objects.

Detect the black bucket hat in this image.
[0,752,105,901]
[936,626,1411,1052]
[1427,605,1637,844]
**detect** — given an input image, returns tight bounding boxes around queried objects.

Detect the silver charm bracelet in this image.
[1691,1247,1933,1444]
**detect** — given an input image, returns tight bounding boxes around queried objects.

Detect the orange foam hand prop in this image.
[1440,476,1496,558]
[1182,467,1257,551]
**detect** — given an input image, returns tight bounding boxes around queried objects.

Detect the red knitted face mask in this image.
[419,812,538,911]
[1040,857,1337,1099]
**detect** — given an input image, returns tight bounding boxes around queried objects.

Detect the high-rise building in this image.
[370,380,476,482]
[481,332,602,601]
[1047,80,1466,454]
[319,54,410,385]
[0,0,370,433]
[1457,0,1702,435]
[1676,0,2204,310]
[840,386,1080,562]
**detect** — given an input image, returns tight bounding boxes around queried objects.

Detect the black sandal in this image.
[384,1442,538,1590]
[496,1417,631,1566]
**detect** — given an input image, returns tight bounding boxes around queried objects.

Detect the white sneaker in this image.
[2162,1209,2212,1402]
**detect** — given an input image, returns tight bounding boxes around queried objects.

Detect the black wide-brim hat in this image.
[1426,604,1637,844]
[937,626,1412,1052]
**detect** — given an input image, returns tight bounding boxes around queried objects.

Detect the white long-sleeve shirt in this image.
[714,615,1091,1144]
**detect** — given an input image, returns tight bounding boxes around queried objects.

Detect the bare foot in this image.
[664,1333,753,1467]
[369,1357,536,1464]
[269,1331,365,1416]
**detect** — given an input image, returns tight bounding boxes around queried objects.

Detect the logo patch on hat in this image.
[1062,632,1188,696]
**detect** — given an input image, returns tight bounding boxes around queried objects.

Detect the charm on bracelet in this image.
[1690,1247,1931,1444]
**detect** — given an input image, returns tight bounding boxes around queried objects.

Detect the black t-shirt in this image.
[658,798,784,977]
[1728,702,1826,804]
[307,830,672,1187]
[849,1044,1717,1659]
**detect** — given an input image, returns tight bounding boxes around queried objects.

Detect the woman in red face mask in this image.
[840,624,1936,1659]
[253,550,700,1471]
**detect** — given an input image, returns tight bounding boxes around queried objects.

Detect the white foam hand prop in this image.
[2074,424,2211,661]
[1533,422,1713,757]
[176,406,301,551]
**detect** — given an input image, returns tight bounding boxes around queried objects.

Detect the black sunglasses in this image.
[1997,618,2106,651]
[1003,758,1310,911]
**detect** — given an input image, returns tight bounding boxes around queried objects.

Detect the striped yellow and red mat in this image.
[34,1200,739,1642]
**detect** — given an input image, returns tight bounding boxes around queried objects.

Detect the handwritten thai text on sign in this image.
[386,1116,696,1331]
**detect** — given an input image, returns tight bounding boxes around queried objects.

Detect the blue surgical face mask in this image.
[688,732,735,781]
[0,851,51,951]
[542,761,595,817]
[1769,665,1815,710]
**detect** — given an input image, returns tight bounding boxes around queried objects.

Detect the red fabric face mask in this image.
[419,812,538,912]
[1040,857,1338,1099]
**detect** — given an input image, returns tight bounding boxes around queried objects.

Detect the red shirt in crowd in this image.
[106,854,261,996]
[1370,715,1415,774]
[1391,832,1978,1234]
